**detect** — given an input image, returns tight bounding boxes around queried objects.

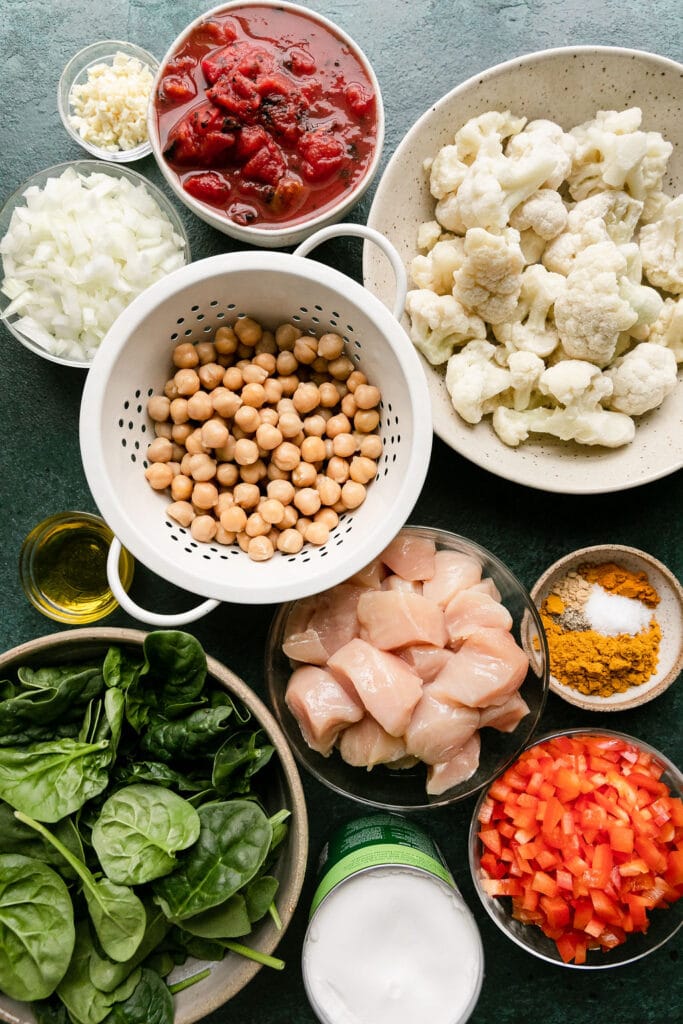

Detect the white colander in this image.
[79,224,432,627]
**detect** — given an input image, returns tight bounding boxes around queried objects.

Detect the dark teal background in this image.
[1,1,682,1021]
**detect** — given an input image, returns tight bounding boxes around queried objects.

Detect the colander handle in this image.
[107,538,220,627]
[294,224,407,320]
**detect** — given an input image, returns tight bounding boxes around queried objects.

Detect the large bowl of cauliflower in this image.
[364,46,683,494]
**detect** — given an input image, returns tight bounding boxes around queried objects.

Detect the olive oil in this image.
[19,512,134,623]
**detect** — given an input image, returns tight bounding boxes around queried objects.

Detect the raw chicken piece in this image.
[357,591,447,650]
[338,715,408,769]
[422,550,482,607]
[285,665,364,756]
[429,628,529,708]
[469,577,502,602]
[282,629,329,666]
[328,638,423,737]
[444,589,513,646]
[381,534,436,581]
[427,733,481,795]
[350,557,385,589]
[479,692,530,732]
[404,685,480,765]
[382,574,423,594]
[306,583,364,658]
[400,644,452,682]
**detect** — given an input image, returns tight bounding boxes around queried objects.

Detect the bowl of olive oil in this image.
[19,511,134,623]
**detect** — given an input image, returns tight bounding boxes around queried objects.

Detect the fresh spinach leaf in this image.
[115,761,210,793]
[103,648,143,692]
[140,631,207,718]
[92,784,200,885]
[0,853,75,1001]
[34,999,69,1024]
[213,729,274,795]
[0,663,102,740]
[57,922,141,1024]
[141,705,235,764]
[88,906,169,994]
[180,895,252,939]
[0,800,83,879]
[0,738,111,821]
[102,967,174,1024]
[245,875,279,923]
[152,800,272,921]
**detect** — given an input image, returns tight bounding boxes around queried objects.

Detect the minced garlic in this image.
[68,51,154,152]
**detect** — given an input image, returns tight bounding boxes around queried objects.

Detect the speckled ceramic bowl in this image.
[530,544,683,711]
[364,46,683,495]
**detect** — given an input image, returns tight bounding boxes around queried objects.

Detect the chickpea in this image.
[147,436,173,463]
[259,406,279,426]
[171,422,193,445]
[328,355,354,381]
[251,351,276,374]
[354,408,380,433]
[242,363,269,386]
[241,382,266,408]
[234,438,259,465]
[192,481,218,510]
[276,350,298,375]
[294,487,321,516]
[293,335,318,365]
[291,461,317,488]
[216,462,239,487]
[163,379,179,400]
[303,413,326,437]
[233,482,261,508]
[277,397,296,415]
[263,377,283,405]
[167,500,195,527]
[272,441,301,472]
[277,528,304,554]
[332,432,356,458]
[215,436,237,462]
[301,435,326,463]
[220,505,247,533]
[173,342,199,369]
[326,413,352,439]
[170,445,185,464]
[311,356,329,374]
[305,521,330,546]
[341,480,366,509]
[168,397,188,424]
[278,374,300,396]
[315,507,339,531]
[185,428,208,455]
[154,420,173,439]
[236,531,251,552]
[256,423,283,451]
[145,463,173,490]
[214,326,238,355]
[295,516,312,536]
[258,498,284,525]
[188,453,217,481]
[316,475,341,507]
[341,393,358,418]
[317,333,344,360]
[327,456,350,484]
[217,352,236,368]
[354,384,381,410]
[234,317,262,347]
[190,515,217,543]
[292,382,320,414]
[267,462,290,481]
[195,341,217,365]
[171,474,193,502]
[215,491,234,516]
[275,323,301,350]
[245,512,270,538]
[346,369,368,393]
[278,411,304,439]
[147,395,170,421]
[180,453,193,476]
[318,381,339,408]
[324,438,335,460]
[248,535,275,561]
[239,459,267,484]
[213,388,242,418]
[215,525,236,545]
[234,405,261,433]
[256,331,277,356]
[359,434,383,459]
[223,366,244,391]
[184,391,212,421]
[279,504,299,530]
[174,368,201,396]
[199,418,228,449]
[198,363,225,390]
[350,455,377,484]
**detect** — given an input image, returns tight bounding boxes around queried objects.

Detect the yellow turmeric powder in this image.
[581,562,660,607]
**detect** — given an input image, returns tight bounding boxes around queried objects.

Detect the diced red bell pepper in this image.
[183,172,231,205]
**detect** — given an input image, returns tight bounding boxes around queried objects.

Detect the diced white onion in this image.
[0,167,187,362]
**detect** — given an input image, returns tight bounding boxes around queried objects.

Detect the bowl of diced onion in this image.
[58,39,159,162]
[0,160,190,368]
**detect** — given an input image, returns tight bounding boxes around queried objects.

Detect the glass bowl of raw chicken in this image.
[265,525,549,809]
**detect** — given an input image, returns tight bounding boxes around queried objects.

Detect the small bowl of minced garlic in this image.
[530,545,683,711]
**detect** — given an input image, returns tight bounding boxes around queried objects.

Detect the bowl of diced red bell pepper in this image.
[469,729,683,968]
[147,1,384,247]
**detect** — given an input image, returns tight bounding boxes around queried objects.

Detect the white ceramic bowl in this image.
[58,40,159,161]
[364,46,683,494]
[0,160,190,368]
[147,0,384,247]
[530,544,683,711]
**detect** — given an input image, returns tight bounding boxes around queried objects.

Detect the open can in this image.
[302,812,484,1024]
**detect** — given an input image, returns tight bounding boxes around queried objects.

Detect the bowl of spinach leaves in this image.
[0,627,308,1024]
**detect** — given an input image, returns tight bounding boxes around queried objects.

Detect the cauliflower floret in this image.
[417,220,443,251]
[554,242,641,365]
[410,237,466,294]
[492,263,566,358]
[506,119,576,190]
[509,189,568,240]
[567,108,672,212]
[604,342,678,415]
[429,145,468,200]
[492,359,635,447]
[453,110,527,164]
[518,228,547,265]
[405,289,487,366]
[445,340,513,424]
[506,350,546,409]
[542,190,643,275]
[647,297,683,362]
[640,194,683,294]
[453,227,525,324]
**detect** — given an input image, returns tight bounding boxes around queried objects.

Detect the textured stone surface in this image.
[0,2,681,1022]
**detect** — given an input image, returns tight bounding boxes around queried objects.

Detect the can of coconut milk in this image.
[302,813,484,1024]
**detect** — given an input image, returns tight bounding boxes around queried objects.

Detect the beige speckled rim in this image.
[530,545,683,712]
[0,627,309,1024]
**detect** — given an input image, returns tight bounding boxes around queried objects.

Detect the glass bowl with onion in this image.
[0,160,190,368]
[469,728,683,968]
[58,39,159,162]
[265,524,550,811]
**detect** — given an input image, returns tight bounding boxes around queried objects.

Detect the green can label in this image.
[310,812,455,916]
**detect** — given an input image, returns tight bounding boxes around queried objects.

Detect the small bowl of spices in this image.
[531,545,683,711]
